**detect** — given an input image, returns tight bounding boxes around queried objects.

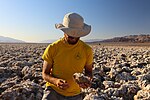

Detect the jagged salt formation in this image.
[0,44,149,100]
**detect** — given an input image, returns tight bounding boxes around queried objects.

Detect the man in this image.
[42,12,93,100]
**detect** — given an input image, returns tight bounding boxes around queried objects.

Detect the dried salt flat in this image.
[0,43,149,100]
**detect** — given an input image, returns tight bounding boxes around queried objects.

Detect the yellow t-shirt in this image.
[42,38,93,96]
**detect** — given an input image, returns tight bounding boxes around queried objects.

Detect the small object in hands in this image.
[58,79,69,90]
[73,73,91,85]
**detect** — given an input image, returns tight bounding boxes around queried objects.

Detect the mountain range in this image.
[101,34,150,43]
[0,36,25,43]
[0,34,150,43]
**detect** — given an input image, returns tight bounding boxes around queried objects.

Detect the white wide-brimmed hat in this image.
[55,12,91,37]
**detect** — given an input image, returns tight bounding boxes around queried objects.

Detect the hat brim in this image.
[55,23,91,37]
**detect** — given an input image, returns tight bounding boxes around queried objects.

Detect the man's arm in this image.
[84,64,93,79]
[42,61,69,90]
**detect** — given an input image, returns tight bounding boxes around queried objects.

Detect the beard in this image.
[67,38,79,45]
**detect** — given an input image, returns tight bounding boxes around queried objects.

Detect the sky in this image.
[0,0,150,42]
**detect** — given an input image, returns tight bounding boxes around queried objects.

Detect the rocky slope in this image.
[102,34,150,43]
[0,43,149,100]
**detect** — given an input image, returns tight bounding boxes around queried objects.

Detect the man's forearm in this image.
[42,73,69,90]
[42,73,58,85]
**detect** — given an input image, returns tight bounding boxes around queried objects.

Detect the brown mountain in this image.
[102,34,150,43]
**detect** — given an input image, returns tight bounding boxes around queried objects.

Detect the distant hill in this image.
[102,34,150,43]
[83,39,103,43]
[39,39,57,43]
[0,36,25,43]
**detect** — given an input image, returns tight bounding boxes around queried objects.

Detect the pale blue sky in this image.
[0,0,150,42]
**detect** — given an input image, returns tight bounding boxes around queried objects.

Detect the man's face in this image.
[64,34,80,45]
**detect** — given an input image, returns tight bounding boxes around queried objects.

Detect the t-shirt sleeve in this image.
[86,47,93,65]
[42,44,55,65]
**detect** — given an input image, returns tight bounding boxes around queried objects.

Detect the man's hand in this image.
[78,82,91,89]
[54,79,69,90]
[79,76,92,89]
[74,73,92,89]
